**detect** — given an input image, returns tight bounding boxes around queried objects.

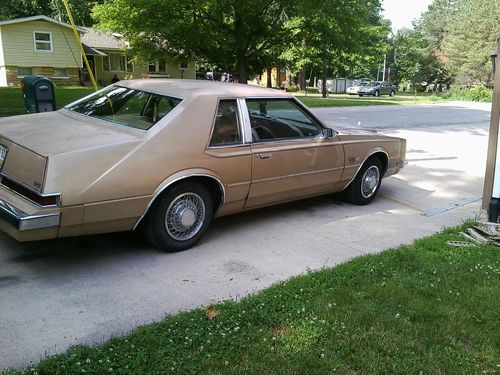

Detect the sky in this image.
[382,0,434,32]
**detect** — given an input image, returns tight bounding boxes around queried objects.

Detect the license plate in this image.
[0,144,9,170]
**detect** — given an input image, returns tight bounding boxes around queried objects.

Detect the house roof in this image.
[80,28,129,51]
[83,44,107,57]
[0,15,86,33]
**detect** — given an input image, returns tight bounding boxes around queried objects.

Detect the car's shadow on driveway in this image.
[1,192,358,265]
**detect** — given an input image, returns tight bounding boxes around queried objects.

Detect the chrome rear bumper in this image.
[0,198,60,231]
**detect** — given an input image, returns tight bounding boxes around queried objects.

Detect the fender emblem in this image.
[348,156,360,163]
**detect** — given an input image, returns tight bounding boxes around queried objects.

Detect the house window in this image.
[110,54,125,71]
[127,59,133,73]
[103,53,130,72]
[53,68,68,78]
[158,59,166,73]
[17,67,32,77]
[34,31,53,52]
[179,61,189,70]
[148,59,167,73]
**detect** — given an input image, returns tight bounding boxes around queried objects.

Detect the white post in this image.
[483,38,500,222]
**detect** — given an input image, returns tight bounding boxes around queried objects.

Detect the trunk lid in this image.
[0,109,143,192]
[0,109,142,156]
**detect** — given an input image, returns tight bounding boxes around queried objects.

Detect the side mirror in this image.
[322,128,334,138]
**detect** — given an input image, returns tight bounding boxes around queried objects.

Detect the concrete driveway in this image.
[0,101,491,371]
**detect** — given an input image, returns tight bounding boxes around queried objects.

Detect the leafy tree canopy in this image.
[93,0,389,83]
[0,0,103,26]
[391,0,500,88]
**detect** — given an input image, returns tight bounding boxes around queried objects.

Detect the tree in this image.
[93,0,389,85]
[441,0,500,85]
[50,0,105,26]
[396,0,500,88]
[93,0,296,81]
[280,0,389,96]
[0,0,52,20]
[0,0,103,26]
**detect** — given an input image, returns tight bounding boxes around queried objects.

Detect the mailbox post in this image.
[482,38,500,221]
[21,75,56,113]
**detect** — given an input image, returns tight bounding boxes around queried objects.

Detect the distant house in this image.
[80,29,196,85]
[0,15,196,87]
[0,15,83,87]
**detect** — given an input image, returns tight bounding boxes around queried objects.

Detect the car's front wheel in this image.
[143,182,213,252]
[343,157,383,205]
[374,90,380,97]
[390,90,396,97]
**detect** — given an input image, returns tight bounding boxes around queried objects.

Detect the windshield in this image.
[66,85,182,130]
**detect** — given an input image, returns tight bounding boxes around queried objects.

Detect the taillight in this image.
[1,177,59,206]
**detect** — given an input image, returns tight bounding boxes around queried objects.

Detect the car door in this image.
[243,98,345,208]
[382,82,390,95]
[204,98,252,215]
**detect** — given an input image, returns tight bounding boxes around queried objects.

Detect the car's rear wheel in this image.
[374,90,380,97]
[143,182,213,252]
[358,94,364,97]
[390,90,395,97]
[343,157,383,205]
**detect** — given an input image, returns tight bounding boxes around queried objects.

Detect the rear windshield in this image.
[66,85,182,130]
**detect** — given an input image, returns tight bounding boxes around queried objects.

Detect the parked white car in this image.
[346,82,370,95]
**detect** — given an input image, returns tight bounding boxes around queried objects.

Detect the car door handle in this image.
[257,152,272,159]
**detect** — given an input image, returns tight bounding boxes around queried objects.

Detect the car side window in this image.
[246,99,323,142]
[209,99,242,146]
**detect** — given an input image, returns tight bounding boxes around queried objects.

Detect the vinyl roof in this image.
[117,79,293,99]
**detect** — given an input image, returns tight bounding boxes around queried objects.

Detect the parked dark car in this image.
[358,82,397,97]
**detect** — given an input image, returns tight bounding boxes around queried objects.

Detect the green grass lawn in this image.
[0,87,94,117]
[0,87,450,117]
[297,92,447,108]
[4,224,499,374]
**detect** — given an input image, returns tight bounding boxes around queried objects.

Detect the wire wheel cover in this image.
[361,166,380,198]
[165,192,206,241]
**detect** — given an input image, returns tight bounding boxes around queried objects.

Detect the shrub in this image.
[444,84,492,102]
[280,82,300,92]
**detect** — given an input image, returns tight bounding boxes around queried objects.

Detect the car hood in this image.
[335,126,378,136]
[0,109,142,156]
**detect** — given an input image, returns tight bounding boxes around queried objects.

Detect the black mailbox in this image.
[21,75,56,113]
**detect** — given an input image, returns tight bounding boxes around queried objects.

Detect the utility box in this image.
[21,75,56,113]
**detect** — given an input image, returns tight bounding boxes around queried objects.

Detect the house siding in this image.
[3,65,80,86]
[2,20,82,68]
[92,54,196,85]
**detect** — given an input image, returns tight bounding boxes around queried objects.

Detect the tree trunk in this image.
[266,67,272,88]
[300,66,306,90]
[322,59,327,98]
[236,59,247,84]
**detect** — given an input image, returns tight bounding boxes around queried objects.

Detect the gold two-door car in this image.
[0,80,406,251]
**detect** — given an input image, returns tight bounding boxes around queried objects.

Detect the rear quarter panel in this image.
[339,134,405,188]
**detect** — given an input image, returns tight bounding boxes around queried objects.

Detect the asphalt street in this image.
[0,101,492,371]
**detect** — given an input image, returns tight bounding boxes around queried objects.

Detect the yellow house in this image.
[0,15,83,86]
[80,29,196,85]
[259,67,289,87]
[0,15,196,87]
